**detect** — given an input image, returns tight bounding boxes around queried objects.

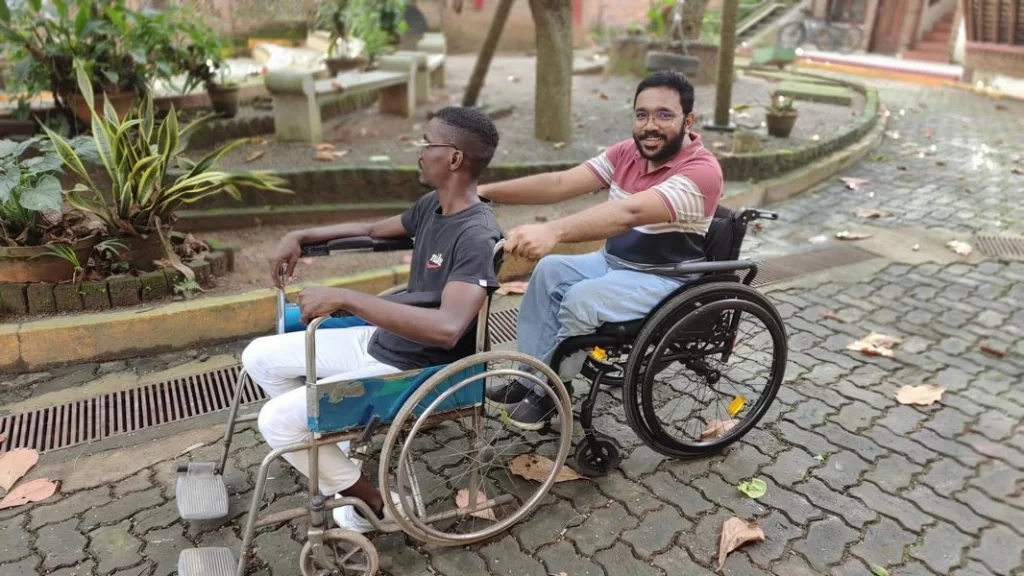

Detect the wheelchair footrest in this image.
[178,547,235,576]
[176,462,229,521]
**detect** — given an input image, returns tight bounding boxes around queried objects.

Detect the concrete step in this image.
[902,49,951,63]
[932,21,953,33]
[914,41,949,53]
[924,31,950,43]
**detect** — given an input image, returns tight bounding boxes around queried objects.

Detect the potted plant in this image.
[0,138,101,283]
[0,98,37,138]
[314,0,368,75]
[0,0,150,129]
[765,93,798,138]
[42,61,292,272]
[348,0,408,63]
[206,69,242,119]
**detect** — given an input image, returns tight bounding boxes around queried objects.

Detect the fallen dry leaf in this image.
[313,150,335,162]
[534,215,549,223]
[895,384,946,406]
[0,448,39,491]
[946,240,973,256]
[855,207,888,219]
[455,488,497,521]
[315,143,336,151]
[980,344,1006,358]
[496,281,529,295]
[574,121,585,128]
[922,128,934,138]
[809,134,820,141]
[822,311,846,323]
[553,142,566,149]
[751,221,764,234]
[1012,167,1024,175]
[0,478,57,510]
[716,517,765,572]
[835,230,872,240]
[996,103,1008,111]
[598,92,609,100]
[509,454,582,483]
[507,75,519,83]
[847,333,903,358]
[701,419,738,440]
[245,150,265,163]
[840,177,870,190]
[331,150,349,159]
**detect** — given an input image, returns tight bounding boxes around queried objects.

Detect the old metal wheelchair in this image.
[173,237,574,576]
[550,206,788,476]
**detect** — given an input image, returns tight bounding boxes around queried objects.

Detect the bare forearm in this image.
[550,201,637,243]
[289,223,374,245]
[337,290,464,349]
[479,172,565,205]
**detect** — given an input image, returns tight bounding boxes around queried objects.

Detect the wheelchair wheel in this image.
[574,433,620,477]
[622,283,787,458]
[379,351,573,547]
[299,529,379,576]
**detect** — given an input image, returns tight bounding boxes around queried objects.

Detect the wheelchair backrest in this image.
[704,206,747,262]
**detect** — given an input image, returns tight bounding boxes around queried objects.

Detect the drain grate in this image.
[0,365,266,454]
[3,244,879,454]
[750,243,878,287]
[973,234,1024,260]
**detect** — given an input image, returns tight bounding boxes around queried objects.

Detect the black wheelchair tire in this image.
[621,282,787,458]
[574,433,620,477]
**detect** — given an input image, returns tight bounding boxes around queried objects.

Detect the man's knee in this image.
[241,335,275,374]
[532,254,573,282]
[257,394,304,446]
[556,293,600,333]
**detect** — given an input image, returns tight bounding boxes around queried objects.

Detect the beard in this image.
[633,128,686,163]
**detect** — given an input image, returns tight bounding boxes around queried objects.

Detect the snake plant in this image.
[42,60,291,238]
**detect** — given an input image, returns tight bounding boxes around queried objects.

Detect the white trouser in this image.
[242,325,401,494]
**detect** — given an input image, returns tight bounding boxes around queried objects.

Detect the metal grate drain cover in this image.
[3,244,878,454]
[0,365,266,454]
[973,234,1024,260]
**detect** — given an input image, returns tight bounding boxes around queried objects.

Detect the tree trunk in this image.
[529,0,573,142]
[712,0,739,128]
[462,0,516,108]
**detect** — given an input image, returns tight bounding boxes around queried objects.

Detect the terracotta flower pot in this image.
[765,110,798,138]
[66,90,138,126]
[0,236,100,283]
[118,233,168,272]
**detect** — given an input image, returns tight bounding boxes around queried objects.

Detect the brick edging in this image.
[0,249,234,319]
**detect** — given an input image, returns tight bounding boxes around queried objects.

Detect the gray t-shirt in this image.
[368,192,502,370]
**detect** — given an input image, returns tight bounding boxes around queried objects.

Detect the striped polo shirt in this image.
[584,133,724,273]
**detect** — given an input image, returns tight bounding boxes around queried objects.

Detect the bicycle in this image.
[776,6,865,54]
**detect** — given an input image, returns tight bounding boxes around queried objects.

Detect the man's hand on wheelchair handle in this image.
[298,286,348,325]
[504,223,559,260]
[270,233,303,289]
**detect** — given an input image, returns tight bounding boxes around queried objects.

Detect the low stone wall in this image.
[168,71,880,227]
[0,248,234,318]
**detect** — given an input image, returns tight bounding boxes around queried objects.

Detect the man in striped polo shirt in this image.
[479,70,724,429]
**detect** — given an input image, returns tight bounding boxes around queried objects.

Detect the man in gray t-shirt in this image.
[241,107,503,534]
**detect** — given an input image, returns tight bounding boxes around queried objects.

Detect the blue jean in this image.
[517,251,684,391]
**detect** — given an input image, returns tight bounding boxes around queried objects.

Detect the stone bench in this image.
[416,33,447,89]
[264,54,418,143]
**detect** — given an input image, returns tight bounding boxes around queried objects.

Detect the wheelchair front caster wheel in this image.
[574,434,620,477]
[299,529,379,576]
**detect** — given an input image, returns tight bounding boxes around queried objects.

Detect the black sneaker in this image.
[504,392,556,431]
[485,379,534,405]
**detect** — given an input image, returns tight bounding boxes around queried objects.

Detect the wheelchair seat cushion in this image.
[595,318,645,339]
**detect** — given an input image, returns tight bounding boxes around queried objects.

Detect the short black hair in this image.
[432,106,500,178]
[634,70,695,115]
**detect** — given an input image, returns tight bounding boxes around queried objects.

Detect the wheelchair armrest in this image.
[301,236,415,257]
[738,209,778,224]
[664,259,757,278]
[330,290,442,318]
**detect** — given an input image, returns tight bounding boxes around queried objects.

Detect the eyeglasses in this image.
[411,139,459,151]
[634,110,681,126]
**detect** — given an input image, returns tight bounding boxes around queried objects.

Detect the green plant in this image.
[31,243,83,281]
[42,60,292,240]
[0,138,66,245]
[768,93,796,113]
[345,0,407,60]
[172,277,202,297]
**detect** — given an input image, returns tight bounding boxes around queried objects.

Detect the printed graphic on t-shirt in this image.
[427,253,444,269]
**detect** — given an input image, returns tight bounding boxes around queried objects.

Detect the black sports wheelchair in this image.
[172,205,785,576]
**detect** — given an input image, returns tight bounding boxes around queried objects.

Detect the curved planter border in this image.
[172,72,881,228]
[0,248,234,319]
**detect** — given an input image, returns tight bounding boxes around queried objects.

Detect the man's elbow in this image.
[435,322,471,350]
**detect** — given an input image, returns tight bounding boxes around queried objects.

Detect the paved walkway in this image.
[1,79,1023,576]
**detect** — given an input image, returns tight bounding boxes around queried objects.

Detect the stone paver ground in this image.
[1,79,1023,576]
